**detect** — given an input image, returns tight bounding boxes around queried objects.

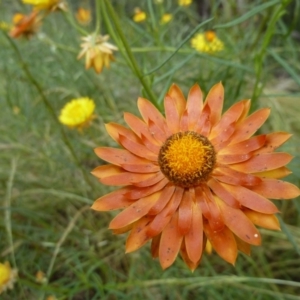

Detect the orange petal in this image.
[254,132,292,154]
[244,209,280,230]
[249,178,300,199]
[208,178,240,208]
[137,97,169,135]
[95,147,150,166]
[210,100,247,139]
[164,94,181,133]
[125,177,168,199]
[235,235,251,255]
[140,134,161,154]
[147,212,172,238]
[148,119,168,143]
[204,82,224,127]
[105,122,140,145]
[112,223,134,235]
[109,192,161,229]
[151,234,161,258]
[185,201,204,263]
[213,166,262,187]
[118,134,157,161]
[180,240,201,272]
[186,84,203,130]
[133,172,165,187]
[194,104,211,136]
[252,167,291,179]
[219,134,266,155]
[204,223,237,265]
[159,212,183,269]
[222,183,278,214]
[125,216,153,253]
[121,162,160,173]
[137,97,165,126]
[216,198,261,245]
[198,186,224,232]
[229,108,270,144]
[179,109,189,132]
[100,172,159,186]
[236,99,251,123]
[168,84,186,117]
[91,164,123,179]
[178,189,193,235]
[149,184,176,215]
[210,123,236,151]
[231,153,293,173]
[217,153,252,164]
[124,112,160,146]
[147,187,184,236]
[91,188,132,211]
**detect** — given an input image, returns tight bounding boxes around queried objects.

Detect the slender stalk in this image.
[251,0,292,109]
[4,33,94,191]
[103,0,158,107]
[4,158,18,268]
[62,10,88,36]
[95,0,101,35]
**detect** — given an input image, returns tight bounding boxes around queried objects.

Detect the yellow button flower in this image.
[59,98,95,129]
[0,262,17,295]
[22,0,66,11]
[191,31,224,53]
[161,13,173,24]
[133,8,146,23]
[178,0,192,6]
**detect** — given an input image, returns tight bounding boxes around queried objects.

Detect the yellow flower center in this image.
[205,30,216,42]
[158,131,216,188]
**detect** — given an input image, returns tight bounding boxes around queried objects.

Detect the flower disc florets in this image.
[158,131,216,187]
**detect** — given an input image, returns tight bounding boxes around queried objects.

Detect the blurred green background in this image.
[0,0,300,299]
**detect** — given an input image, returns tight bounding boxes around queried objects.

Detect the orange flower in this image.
[10,11,41,39]
[92,83,300,271]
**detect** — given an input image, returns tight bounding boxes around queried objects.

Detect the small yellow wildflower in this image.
[22,0,66,11]
[59,98,95,129]
[78,34,118,74]
[161,13,172,24]
[178,0,192,6]
[133,8,146,23]
[0,262,18,295]
[76,7,91,25]
[191,31,224,53]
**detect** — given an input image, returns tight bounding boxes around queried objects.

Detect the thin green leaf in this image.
[144,17,214,75]
[278,215,300,255]
[269,49,300,87]
[214,0,280,29]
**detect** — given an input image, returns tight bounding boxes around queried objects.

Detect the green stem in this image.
[62,10,88,36]
[95,0,101,34]
[4,33,94,191]
[251,0,292,109]
[103,0,158,107]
